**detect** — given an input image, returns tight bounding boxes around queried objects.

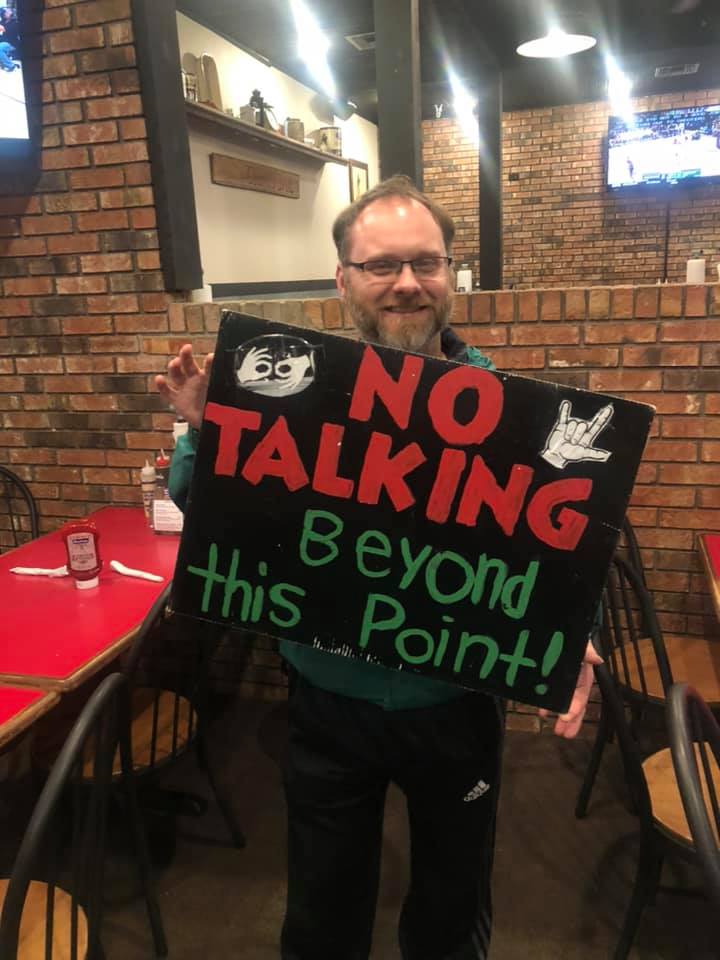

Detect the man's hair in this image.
[332,174,455,262]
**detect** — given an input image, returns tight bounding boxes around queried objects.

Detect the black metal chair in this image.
[593,662,714,960]
[0,467,39,551]
[576,555,673,818]
[119,584,246,849]
[619,516,647,587]
[667,682,720,910]
[0,673,166,959]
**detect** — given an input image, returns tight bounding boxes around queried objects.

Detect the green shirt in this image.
[170,331,495,710]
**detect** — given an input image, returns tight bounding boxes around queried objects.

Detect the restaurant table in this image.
[0,507,180,691]
[0,685,59,750]
[699,532,720,625]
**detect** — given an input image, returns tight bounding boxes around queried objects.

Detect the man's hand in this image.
[538,640,603,739]
[155,343,213,430]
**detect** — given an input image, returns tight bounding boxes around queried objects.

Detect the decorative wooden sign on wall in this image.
[210,153,300,198]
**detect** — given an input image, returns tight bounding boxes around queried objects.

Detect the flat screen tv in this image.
[0,0,40,174]
[607,104,720,190]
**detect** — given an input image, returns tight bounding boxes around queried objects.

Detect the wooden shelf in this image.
[185,101,348,167]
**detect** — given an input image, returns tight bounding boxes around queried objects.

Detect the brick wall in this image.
[1,0,175,533]
[422,88,720,289]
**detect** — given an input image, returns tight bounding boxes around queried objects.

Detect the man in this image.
[157,176,601,960]
[0,7,19,72]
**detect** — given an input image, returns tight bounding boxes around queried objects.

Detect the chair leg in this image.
[614,837,662,960]
[197,722,247,849]
[119,719,169,957]
[576,704,611,818]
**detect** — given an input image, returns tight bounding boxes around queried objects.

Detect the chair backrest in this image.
[619,516,647,586]
[667,682,720,909]
[0,673,131,960]
[0,466,39,551]
[600,554,674,704]
[593,662,655,827]
[122,583,196,772]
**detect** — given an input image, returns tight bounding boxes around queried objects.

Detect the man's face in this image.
[336,197,453,355]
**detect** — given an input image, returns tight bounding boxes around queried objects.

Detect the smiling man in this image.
[157,175,600,960]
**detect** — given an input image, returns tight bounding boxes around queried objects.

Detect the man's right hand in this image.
[155,343,213,430]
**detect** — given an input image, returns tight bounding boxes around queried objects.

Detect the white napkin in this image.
[110,559,164,582]
[10,565,69,577]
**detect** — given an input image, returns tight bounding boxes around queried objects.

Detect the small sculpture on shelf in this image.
[248,89,281,132]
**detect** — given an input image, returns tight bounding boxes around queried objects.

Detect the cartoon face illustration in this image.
[233,334,320,397]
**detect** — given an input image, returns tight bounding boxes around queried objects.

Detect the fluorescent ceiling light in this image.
[517,27,596,59]
[290,0,336,98]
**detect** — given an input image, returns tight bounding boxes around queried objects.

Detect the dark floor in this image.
[4,696,717,959]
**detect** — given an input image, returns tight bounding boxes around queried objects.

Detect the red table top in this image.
[0,685,59,748]
[0,507,179,689]
[702,532,720,580]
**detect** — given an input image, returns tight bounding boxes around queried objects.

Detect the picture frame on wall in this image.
[348,159,369,201]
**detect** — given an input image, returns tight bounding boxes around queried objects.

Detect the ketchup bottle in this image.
[62,520,102,590]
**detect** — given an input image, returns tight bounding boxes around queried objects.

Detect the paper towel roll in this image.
[190,284,213,302]
[686,258,706,284]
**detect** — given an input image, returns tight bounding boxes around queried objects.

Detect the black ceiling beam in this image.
[373,0,423,186]
[478,73,503,291]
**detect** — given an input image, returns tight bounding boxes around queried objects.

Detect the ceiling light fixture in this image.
[606,55,634,125]
[516,27,596,59]
[448,70,479,145]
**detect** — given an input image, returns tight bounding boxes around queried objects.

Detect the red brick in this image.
[119,117,146,140]
[16,357,64,374]
[75,0,131,26]
[136,252,160,270]
[0,237,47,257]
[69,167,125,189]
[483,348,544,369]
[42,54,78,80]
[517,291,538,322]
[124,162,151,186]
[47,233,100,254]
[634,287,659,318]
[610,287,633,319]
[540,290,562,321]
[451,294,468,324]
[564,289,586,320]
[63,121,118,145]
[0,298,32,317]
[511,324,579,346]
[643,440,697,461]
[589,370,662,392]
[686,285,708,317]
[56,276,107,295]
[470,292,491,324]
[0,196,41,216]
[88,335,137,352]
[107,21,133,46]
[48,26,105,54]
[76,210,128,231]
[61,316,113,334]
[91,141,148,166]
[80,252,132,272]
[549,347,618,367]
[659,464,720,484]
[54,76,112,100]
[586,322,657,344]
[64,356,114,373]
[588,288,610,319]
[41,146,90,170]
[85,93,142,119]
[623,345,700,367]
[322,300,343,329]
[493,292,514,323]
[701,442,720,462]
[44,192,98,213]
[140,293,171,312]
[462,327,507,348]
[660,285,684,317]
[42,7,73,30]
[86,294,138,313]
[660,508,720,531]
[21,214,73,235]
[4,277,54,296]
[660,320,720,342]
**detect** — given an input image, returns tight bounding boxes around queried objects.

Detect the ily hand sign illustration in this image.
[171,313,654,712]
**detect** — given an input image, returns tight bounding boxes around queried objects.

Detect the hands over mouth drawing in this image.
[541,400,614,469]
[233,334,318,397]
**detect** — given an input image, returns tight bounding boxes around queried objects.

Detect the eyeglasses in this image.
[345,256,452,278]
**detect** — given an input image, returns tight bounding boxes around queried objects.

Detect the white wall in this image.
[177,13,379,287]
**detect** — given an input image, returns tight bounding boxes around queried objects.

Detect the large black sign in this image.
[170,312,654,712]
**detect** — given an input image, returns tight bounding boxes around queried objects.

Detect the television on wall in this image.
[607,104,720,191]
[0,0,40,174]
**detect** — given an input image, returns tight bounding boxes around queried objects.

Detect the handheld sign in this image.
[170,312,654,712]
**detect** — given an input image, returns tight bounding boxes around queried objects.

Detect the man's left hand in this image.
[537,640,603,739]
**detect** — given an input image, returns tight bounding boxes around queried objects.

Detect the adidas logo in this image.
[463,779,490,802]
